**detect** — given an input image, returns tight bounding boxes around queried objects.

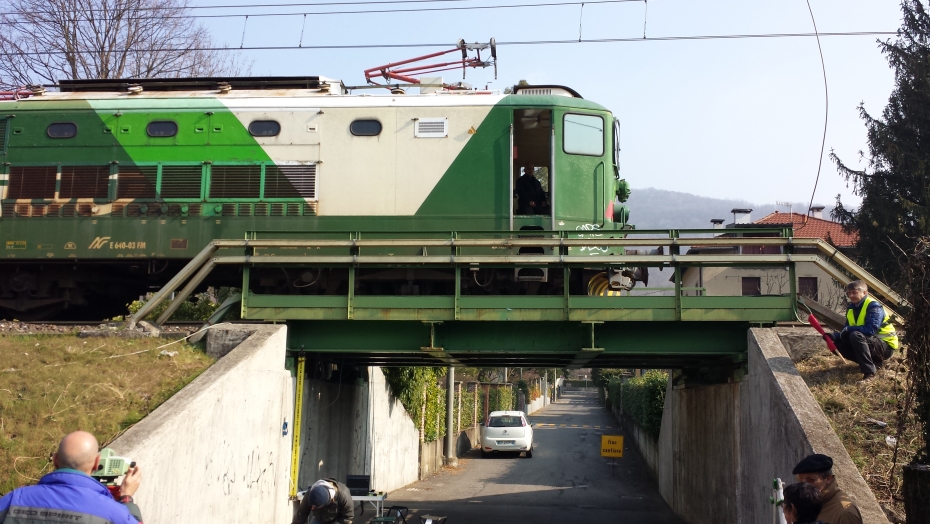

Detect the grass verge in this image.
[796,353,923,522]
[0,334,214,495]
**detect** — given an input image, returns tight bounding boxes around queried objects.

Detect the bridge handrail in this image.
[126,234,908,328]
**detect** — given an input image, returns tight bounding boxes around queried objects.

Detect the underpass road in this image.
[379,389,684,524]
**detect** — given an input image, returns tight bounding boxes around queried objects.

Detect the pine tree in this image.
[832,0,930,287]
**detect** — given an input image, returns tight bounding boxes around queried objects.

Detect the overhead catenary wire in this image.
[0,31,896,59]
[804,0,830,217]
[0,0,645,25]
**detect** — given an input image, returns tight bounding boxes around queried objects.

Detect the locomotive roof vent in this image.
[57,76,345,93]
[512,84,582,98]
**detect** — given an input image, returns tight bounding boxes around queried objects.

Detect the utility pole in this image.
[445,366,457,467]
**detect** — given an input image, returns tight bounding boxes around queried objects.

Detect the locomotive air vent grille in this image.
[415,118,448,138]
[518,88,551,95]
[7,166,56,199]
[303,202,318,215]
[1,203,14,217]
[60,166,109,199]
[147,206,162,217]
[77,204,94,216]
[112,204,126,217]
[31,205,47,217]
[287,203,301,216]
[221,203,237,216]
[160,166,202,199]
[265,164,316,199]
[126,204,142,217]
[15,204,30,217]
[47,204,61,216]
[238,203,252,216]
[188,204,202,216]
[61,204,77,217]
[270,203,286,216]
[0,119,7,153]
[209,165,261,199]
[117,166,157,199]
[254,203,268,216]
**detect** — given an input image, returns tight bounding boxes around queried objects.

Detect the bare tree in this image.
[0,0,249,89]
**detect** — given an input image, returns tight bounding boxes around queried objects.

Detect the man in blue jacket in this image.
[827,280,899,383]
[0,431,143,524]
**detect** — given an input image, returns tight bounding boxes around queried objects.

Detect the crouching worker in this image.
[293,478,354,524]
[0,430,143,523]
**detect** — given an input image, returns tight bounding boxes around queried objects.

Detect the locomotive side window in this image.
[350,119,382,136]
[6,166,57,199]
[47,122,77,138]
[146,121,178,137]
[60,166,110,199]
[563,113,604,156]
[249,120,281,137]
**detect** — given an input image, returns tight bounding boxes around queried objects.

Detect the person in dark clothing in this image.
[0,431,143,524]
[293,478,354,524]
[825,280,899,383]
[782,482,824,524]
[514,165,548,215]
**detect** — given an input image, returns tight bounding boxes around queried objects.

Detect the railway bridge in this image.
[126,228,903,524]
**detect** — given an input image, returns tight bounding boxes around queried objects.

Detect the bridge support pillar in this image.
[445,366,458,467]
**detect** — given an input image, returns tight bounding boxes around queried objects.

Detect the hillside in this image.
[626,187,835,230]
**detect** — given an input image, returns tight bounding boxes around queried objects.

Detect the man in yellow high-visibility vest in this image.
[826,280,899,383]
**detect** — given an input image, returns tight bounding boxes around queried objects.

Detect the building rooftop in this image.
[754,211,858,247]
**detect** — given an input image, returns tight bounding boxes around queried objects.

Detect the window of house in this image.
[741,277,761,296]
[351,119,382,136]
[799,277,818,301]
[563,113,603,156]
[47,122,78,138]
[249,120,281,137]
[146,121,178,137]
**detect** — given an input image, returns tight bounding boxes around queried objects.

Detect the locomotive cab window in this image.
[563,113,604,156]
[249,120,281,137]
[146,121,178,137]
[47,122,77,138]
[350,119,382,136]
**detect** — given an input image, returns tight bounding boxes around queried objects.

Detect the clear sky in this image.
[193,0,902,209]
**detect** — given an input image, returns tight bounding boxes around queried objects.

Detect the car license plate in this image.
[499,440,515,445]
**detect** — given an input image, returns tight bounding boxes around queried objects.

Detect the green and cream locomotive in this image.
[0,76,631,319]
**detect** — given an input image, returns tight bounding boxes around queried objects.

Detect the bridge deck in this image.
[130,229,907,368]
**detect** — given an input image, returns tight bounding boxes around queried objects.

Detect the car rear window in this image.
[488,416,524,428]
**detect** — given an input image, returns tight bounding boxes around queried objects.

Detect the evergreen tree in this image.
[832,0,930,286]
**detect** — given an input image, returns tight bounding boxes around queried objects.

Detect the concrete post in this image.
[445,367,457,467]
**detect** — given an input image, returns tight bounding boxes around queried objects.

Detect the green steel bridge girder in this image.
[285,320,751,370]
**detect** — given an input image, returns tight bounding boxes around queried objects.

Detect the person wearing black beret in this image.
[793,454,862,524]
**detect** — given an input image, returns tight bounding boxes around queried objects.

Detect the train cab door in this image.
[510,108,554,283]
[510,108,554,230]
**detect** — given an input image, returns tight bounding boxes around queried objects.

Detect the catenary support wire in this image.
[805,0,829,216]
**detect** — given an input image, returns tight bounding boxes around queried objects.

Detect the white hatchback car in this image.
[480,411,534,458]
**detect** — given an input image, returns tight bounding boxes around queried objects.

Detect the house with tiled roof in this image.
[679,206,857,313]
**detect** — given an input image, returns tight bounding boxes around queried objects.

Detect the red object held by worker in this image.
[807,314,838,354]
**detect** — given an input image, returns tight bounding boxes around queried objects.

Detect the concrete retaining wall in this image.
[611,409,659,481]
[419,439,444,479]
[653,327,888,524]
[297,366,420,494]
[112,325,294,524]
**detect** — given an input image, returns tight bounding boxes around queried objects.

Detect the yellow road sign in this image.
[600,435,624,458]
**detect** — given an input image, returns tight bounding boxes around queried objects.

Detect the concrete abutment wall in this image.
[622,327,888,524]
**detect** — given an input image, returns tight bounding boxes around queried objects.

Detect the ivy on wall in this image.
[610,371,668,440]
